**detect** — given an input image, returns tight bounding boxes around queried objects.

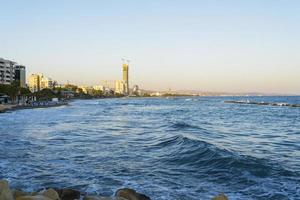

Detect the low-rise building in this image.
[60,90,75,99]
[0,93,10,104]
[40,75,53,90]
[93,85,105,91]
[79,86,93,95]
[150,92,162,97]
[103,87,114,96]
[132,85,141,96]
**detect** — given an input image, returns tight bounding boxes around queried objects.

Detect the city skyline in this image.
[1,1,300,95]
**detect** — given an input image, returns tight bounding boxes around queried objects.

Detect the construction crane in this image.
[121,58,130,65]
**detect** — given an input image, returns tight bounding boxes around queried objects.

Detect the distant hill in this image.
[139,89,298,96]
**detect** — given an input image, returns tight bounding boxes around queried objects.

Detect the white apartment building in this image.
[93,85,105,91]
[0,58,26,87]
[28,74,40,92]
[28,74,53,92]
[115,80,126,94]
[40,75,53,90]
[0,58,17,85]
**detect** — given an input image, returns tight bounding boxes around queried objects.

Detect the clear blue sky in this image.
[1,0,300,94]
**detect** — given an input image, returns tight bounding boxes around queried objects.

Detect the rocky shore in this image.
[0,180,229,200]
[0,102,68,113]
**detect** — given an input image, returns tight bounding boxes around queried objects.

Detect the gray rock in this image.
[12,189,31,199]
[16,195,53,200]
[54,189,80,200]
[83,196,116,200]
[0,180,14,200]
[115,188,151,200]
[43,188,60,200]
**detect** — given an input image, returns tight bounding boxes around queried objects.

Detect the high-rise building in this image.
[0,58,27,87]
[115,80,126,94]
[122,62,129,95]
[14,65,26,88]
[29,74,40,92]
[0,58,15,85]
[29,74,54,92]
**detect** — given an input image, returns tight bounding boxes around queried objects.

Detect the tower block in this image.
[122,62,129,95]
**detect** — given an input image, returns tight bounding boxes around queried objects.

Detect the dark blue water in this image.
[0,97,300,200]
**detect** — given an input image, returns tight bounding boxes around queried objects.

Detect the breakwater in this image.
[224,100,300,107]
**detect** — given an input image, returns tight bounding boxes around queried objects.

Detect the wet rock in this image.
[16,195,53,200]
[43,188,60,200]
[55,189,80,200]
[115,188,151,200]
[212,194,229,200]
[0,180,14,200]
[83,196,115,200]
[13,189,30,199]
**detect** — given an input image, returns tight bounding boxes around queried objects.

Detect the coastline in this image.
[0,180,228,200]
[0,104,16,113]
[0,102,68,114]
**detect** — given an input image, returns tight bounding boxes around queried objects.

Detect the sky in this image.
[0,0,300,94]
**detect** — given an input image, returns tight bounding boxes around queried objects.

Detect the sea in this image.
[0,96,299,200]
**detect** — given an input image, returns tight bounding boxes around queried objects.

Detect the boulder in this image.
[43,188,60,200]
[115,188,151,200]
[0,180,14,200]
[16,195,53,200]
[54,189,80,200]
[13,189,30,199]
[83,196,115,200]
[212,194,229,200]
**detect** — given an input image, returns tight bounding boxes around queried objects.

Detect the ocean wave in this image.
[149,134,300,198]
[170,121,202,130]
[2,97,300,200]
[154,135,297,175]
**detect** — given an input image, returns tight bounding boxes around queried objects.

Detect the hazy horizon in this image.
[1,0,300,94]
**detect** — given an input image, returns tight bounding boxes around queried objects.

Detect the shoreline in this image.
[0,180,228,200]
[0,102,69,114]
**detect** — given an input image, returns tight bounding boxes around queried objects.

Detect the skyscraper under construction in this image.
[122,60,129,95]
